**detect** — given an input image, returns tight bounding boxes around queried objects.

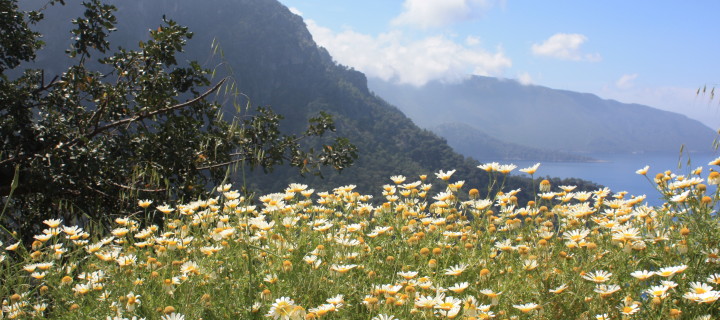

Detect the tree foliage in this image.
[0,0,357,239]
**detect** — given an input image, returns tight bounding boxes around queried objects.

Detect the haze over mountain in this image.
[24,0,600,198]
[369,76,716,157]
[432,122,593,163]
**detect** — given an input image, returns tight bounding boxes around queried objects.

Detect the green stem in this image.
[0,165,21,240]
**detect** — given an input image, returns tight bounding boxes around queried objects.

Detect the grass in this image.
[2,161,720,319]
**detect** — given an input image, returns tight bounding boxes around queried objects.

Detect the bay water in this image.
[511,152,718,206]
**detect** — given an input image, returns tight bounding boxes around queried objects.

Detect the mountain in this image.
[24,0,601,199]
[368,76,716,155]
[433,122,594,162]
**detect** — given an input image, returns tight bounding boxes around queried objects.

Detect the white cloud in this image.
[517,72,533,85]
[465,35,481,46]
[615,73,638,89]
[531,33,601,62]
[391,0,498,29]
[306,19,511,86]
[288,7,303,16]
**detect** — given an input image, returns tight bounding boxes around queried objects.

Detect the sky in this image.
[278,0,720,129]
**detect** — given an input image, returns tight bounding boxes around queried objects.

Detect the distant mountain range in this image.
[432,122,595,162]
[369,76,716,158]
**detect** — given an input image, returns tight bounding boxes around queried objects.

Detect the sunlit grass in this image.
[2,160,720,319]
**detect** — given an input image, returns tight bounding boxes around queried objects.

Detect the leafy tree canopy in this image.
[0,0,357,239]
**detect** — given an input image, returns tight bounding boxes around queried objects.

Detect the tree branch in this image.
[32,74,59,94]
[107,181,166,193]
[0,78,226,167]
[196,155,249,171]
[86,94,110,133]
[80,77,226,142]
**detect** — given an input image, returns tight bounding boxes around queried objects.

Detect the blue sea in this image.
[511,152,718,206]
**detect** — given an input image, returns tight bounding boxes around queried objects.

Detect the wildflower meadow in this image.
[2,160,720,319]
